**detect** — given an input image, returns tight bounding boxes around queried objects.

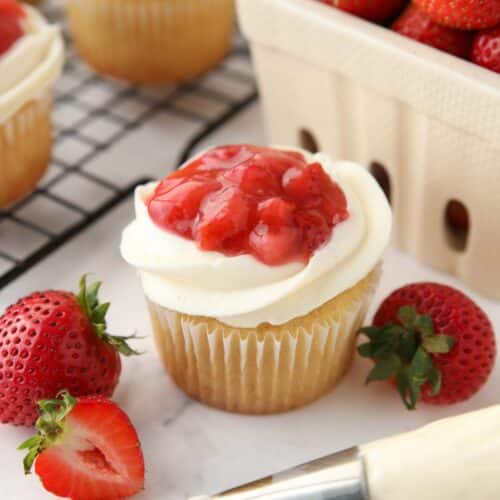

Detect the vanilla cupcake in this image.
[66,0,235,83]
[0,2,63,208]
[121,145,392,414]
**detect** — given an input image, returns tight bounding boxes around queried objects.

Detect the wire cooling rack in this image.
[0,0,258,289]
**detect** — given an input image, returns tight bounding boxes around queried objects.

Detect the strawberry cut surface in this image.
[0,0,25,57]
[20,393,145,500]
[148,145,349,266]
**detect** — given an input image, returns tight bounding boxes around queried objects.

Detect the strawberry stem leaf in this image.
[18,391,77,475]
[358,306,456,410]
[77,275,141,357]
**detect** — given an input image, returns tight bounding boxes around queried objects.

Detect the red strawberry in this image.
[413,0,500,30]
[0,0,25,57]
[324,0,407,22]
[19,391,145,500]
[472,26,500,74]
[392,5,474,59]
[0,276,138,426]
[358,283,496,409]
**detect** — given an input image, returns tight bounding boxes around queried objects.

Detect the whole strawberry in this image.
[19,391,145,500]
[324,0,407,22]
[472,27,500,74]
[413,0,500,30]
[0,276,138,426]
[393,5,474,59]
[358,283,496,409]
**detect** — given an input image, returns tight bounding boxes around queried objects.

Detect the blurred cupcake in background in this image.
[66,0,235,83]
[121,145,392,414]
[0,1,64,208]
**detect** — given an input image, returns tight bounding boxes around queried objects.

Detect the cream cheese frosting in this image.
[362,405,500,500]
[0,5,63,123]
[121,149,392,328]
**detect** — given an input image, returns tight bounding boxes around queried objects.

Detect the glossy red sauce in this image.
[0,0,25,57]
[148,145,349,266]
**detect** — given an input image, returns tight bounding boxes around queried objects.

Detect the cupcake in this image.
[66,0,235,84]
[121,145,392,414]
[0,1,63,208]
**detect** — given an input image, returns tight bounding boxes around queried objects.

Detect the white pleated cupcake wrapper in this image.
[147,269,379,413]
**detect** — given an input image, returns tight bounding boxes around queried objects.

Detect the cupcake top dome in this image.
[0,0,63,122]
[121,145,392,328]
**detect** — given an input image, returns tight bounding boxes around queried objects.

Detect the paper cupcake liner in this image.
[0,94,52,208]
[67,0,235,83]
[147,267,380,414]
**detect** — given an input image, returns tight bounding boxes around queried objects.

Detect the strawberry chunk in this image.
[257,197,296,227]
[249,224,301,266]
[148,179,221,238]
[148,145,350,266]
[295,209,331,252]
[223,163,281,196]
[194,187,252,253]
[282,165,322,200]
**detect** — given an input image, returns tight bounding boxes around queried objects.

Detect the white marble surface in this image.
[2,102,500,500]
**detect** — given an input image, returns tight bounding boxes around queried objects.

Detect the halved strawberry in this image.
[19,391,145,500]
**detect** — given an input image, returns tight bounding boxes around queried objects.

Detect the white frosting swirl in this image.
[121,150,392,328]
[0,5,63,123]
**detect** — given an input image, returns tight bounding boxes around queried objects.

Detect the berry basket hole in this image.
[369,161,391,204]
[299,129,319,153]
[445,199,469,252]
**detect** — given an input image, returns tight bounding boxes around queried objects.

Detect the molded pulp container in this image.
[237,0,500,300]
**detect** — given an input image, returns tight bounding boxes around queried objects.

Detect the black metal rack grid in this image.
[0,0,258,289]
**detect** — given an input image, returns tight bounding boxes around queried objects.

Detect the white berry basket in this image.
[237,0,500,300]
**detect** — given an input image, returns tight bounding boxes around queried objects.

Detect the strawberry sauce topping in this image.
[0,0,25,57]
[148,145,349,266]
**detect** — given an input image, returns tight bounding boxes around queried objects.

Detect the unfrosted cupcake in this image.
[0,1,63,208]
[121,145,392,414]
[66,0,235,83]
